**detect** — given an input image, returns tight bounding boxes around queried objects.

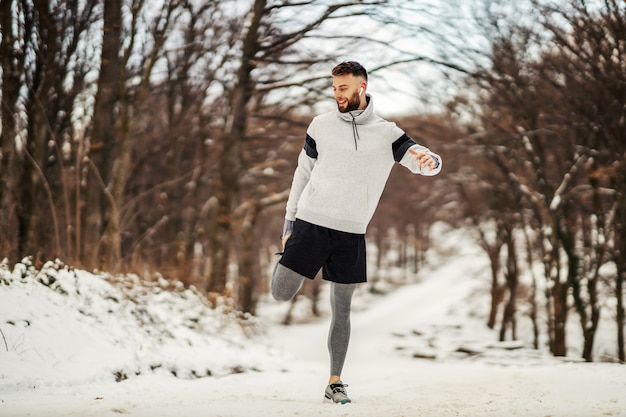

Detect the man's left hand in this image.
[408,148,437,172]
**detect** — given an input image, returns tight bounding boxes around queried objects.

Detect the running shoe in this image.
[323,381,351,404]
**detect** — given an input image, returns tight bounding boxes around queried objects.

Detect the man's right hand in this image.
[281,232,292,250]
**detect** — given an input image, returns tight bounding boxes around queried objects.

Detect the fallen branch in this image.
[0,327,8,352]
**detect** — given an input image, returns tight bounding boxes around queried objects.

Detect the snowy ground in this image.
[1,225,625,417]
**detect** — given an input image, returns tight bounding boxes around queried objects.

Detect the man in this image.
[271,61,442,404]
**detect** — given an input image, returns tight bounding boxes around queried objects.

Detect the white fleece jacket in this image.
[285,94,441,234]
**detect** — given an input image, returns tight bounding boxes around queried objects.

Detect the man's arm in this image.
[392,134,442,176]
[282,134,317,245]
[285,140,316,221]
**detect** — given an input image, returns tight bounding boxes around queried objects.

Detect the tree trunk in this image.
[551,283,568,357]
[487,245,504,330]
[19,6,50,263]
[0,0,21,263]
[551,254,569,357]
[238,190,289,313]
[522,225,540,349]
[559,212,600,362]
[499,222,518,341]
[84,0,122,268]
[614,168,626,362]
[238,205,258,315]
[541,210,568,357]
[207,0,265,294]
[617,253,625,362]
[482,221,505,330]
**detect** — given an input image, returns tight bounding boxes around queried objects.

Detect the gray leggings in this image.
[272,263,357,376]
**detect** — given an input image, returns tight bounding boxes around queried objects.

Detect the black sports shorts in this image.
[279,219,366,284]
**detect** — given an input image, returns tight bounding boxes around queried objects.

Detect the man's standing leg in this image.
[324,281,357,404]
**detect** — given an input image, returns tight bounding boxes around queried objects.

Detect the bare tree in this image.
[84,0,122,268]
[449,0,625,360]
[527,0,625,361]
[0,0,23,262]
[0,0,97,266]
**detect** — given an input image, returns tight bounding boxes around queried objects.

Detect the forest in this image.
[0,0,624,363]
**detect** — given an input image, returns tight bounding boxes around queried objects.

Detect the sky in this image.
[1,222,625,417]
[271,0,476,118]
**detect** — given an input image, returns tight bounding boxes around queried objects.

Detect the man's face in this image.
[332,74,363,113]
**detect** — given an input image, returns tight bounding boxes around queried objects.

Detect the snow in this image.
[1,225,625,417]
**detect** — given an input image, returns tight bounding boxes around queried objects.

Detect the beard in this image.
[337,91,361,113]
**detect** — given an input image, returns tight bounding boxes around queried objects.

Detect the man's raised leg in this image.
[271,262,306,301]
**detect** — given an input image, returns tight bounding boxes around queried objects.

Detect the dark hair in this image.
[332,61,368,81]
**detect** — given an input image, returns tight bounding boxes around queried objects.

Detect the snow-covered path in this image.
[3,267,625,416]
[6,346,623,417]
[2,226,625,417]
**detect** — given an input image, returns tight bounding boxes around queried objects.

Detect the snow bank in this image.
[0,259,279,392]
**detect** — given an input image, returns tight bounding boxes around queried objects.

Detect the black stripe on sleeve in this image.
[304,134,318,158]
[391,134,416,162]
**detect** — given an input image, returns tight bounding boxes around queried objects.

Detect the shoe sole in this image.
[323,395,351,404]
